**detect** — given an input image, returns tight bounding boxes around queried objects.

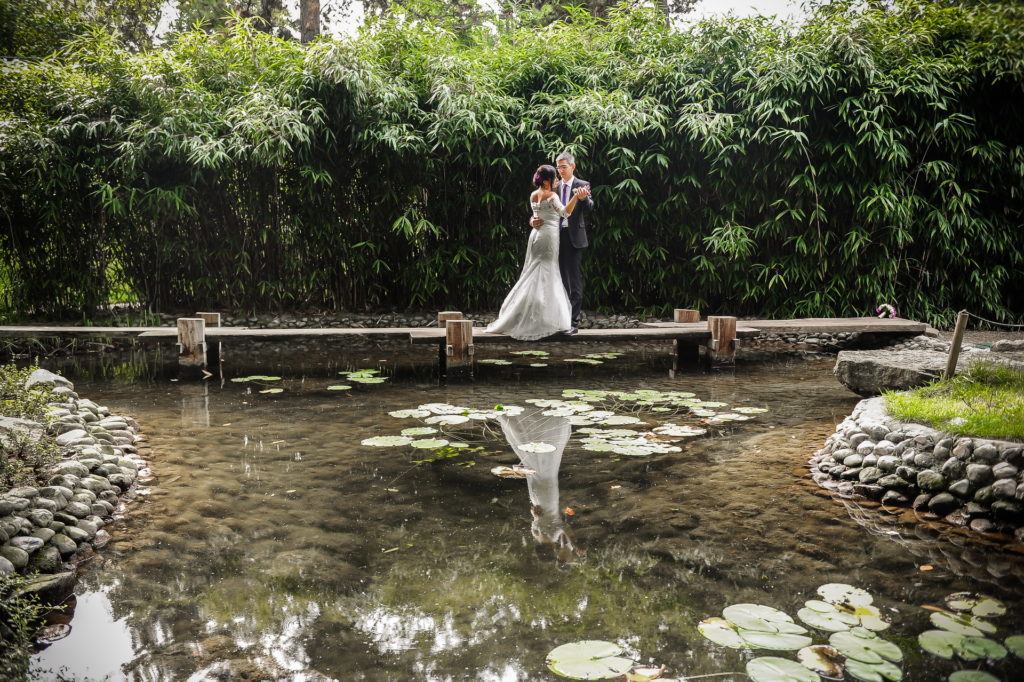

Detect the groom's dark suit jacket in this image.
[562,177,594,249]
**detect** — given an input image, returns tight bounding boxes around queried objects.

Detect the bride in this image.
[486,165,590,340]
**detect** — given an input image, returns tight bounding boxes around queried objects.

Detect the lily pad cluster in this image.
[339,368,387,384]
[561,388,767,425]
[698,604,812,651]
[798,583,891,633]
[699,588,904,682]
[919,592,1016,673]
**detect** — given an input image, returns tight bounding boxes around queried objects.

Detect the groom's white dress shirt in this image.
[559,176,574,227]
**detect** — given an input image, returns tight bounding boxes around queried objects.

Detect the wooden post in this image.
[437,311,464,372]
[177,317,206,376]
[445,319,474,381]
[944,310,969,379]
[196,312,221,366]
[707,316,737,365]
[674,309,700,324]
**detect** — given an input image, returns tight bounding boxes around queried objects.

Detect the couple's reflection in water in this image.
[498,407,586,569]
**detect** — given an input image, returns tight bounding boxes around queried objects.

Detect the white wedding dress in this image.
[486,195,572,340]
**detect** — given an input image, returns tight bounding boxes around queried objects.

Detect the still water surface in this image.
[28,343,1024,680]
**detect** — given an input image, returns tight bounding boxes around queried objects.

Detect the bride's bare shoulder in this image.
[531,190,552,203]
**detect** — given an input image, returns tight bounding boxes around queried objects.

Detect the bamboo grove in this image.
[1,3,1022,325]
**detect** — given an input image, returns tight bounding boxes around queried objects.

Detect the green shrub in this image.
[1,4,1022,322]
[0,364,59,487]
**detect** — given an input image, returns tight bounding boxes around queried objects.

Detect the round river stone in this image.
[917,470,946,492]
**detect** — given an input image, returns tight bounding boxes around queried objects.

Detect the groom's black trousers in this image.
[559,229,584,328]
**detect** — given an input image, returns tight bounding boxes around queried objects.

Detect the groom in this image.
[532,152,593,335]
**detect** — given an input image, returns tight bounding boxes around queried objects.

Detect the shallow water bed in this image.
[29,346,1024,681]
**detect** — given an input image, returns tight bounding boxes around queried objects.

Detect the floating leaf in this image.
[425,415,471,426]
[931,611,996,637]
[797,645,844,679]
[389,409,430,418]
[949,672,1000,682]
[327,385,352,391]
[361,436,413,447]
[401,427,437,436]
[739,630,813,651]
[697,617,748,648]
[917,630,1006,661]
[510,350,549,356]
[818,584,874,608]
[259,388,284,394]
[844,657,902,682]
[722,604,806,635]
[746,657,818,682]
[409,439,449,449]
[945,593,1007,619]
[1006,634,1024,657]
[734,406,769,414]
[830,629,902,665]
[530,363,549,367]
[546,640,634,680]
[625,664,664,682]
[349,376,387,384]
[565,358,603,365]
[798,604,859,632]
[601,416,643,426]
[519,442,556,453]
[918,630,960,659]
[491,465,535,478]
[479,359,513,365]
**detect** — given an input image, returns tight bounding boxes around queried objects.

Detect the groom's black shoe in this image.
[563,327,578,336]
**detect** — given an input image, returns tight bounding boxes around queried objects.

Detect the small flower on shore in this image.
[876,304,898,318]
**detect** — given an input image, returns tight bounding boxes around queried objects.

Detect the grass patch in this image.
[885,361,1024,440]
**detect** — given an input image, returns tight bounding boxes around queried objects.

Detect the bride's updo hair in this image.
[533,164,557,188]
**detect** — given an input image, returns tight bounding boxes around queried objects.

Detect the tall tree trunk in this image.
[300,0,320,43]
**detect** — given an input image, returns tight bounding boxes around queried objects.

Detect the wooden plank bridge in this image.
[0,310,929,380]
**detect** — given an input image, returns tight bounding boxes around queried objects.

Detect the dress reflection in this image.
[497,407,585,568]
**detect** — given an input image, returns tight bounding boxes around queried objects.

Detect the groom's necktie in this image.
[560,182,569,228]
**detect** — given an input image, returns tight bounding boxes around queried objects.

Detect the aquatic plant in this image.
[545,640,634,680]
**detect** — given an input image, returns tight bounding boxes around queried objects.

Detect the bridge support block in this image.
[196,312,221,367]
[673,308,700,323]
[177,317,206,377]
[444,319,474,381]
[707,316,737,366]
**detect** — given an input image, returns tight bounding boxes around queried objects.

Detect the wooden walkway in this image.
[0,313,929,379]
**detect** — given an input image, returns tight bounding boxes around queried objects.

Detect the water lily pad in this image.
[565,358,603,365]
[798,604,859,632]
[797,645,844,679]
[389,409,431,418]
[931,611,996,637]
[546,640,634,680]
[652,425,707,437]
[844,657,903,682]
[401,427,437,436]
[327,384,352,391]
[918,629,961,659]
[424,415,470,426]
[349,376,387,383]
[734,406,769,414]
[818,584,875,608]
[610,445,658,457]
[409,439,449,449]
[739,630,813,651]
[530,363,549,367]
[601,416,643,426]
[949,672,1000,682]
[231,375,282,382]
[491,465,535,478]
[830,629,902,665]
[582,442,616,452]
[519,442,556,453]
[362,436,413,447]
[945,593,1007,619]
[510,350,549,356]
[958,636,1007,661]
[1006,634,1024,657]
[722,604,806,634]
[697,617,748,648]
[746,657,818,682]
[259,388,284,394]
[479,359,513,365]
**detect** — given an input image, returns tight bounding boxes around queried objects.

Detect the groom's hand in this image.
[530,216,543,229]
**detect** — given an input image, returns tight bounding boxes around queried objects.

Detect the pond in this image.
[27,342,1024,681]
